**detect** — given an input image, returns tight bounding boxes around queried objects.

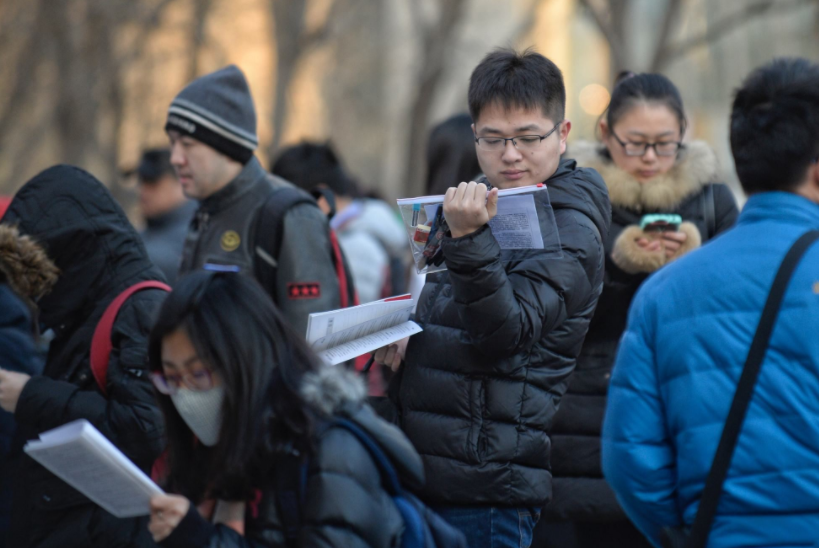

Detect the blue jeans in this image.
[433,506,541,548]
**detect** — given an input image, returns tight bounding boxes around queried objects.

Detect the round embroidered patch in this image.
[220,230,241,252]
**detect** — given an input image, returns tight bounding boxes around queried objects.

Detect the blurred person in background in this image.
[167,66,343,336]
[135,148,196,285]
[602,57,819,547]
[0,165,167,548]
[272,141,408,303]
[0,225,58,548]
[538,71,738,548]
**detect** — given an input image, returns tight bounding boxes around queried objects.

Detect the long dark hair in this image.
[604,71,687,138]
[148,271,322,502]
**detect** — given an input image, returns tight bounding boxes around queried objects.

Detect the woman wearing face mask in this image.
[146,271,428,547]
[537,73,740,547]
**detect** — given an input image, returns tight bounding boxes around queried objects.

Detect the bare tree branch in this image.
[649,0,683,71]
[657,0,816,69]
[578,0,628,75]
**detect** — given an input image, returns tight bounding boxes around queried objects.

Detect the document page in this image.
[306,295,422,365]
[24,420,164,518]
[423,193,544,250]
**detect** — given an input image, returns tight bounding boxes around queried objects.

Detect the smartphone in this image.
[640,214,682,232]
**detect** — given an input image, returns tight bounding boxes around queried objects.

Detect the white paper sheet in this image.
[306,295,422,365]
[317,321,422,365]
[24,420,164,518]
[423,193,543,250]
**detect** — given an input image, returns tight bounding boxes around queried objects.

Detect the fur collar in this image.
[569,140,719,211]
[299,364,366,416]
[0,224,59,301]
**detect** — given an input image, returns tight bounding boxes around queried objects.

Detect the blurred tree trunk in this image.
[403,0,468,197]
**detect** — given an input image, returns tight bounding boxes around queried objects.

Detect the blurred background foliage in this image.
[0,0,817,208]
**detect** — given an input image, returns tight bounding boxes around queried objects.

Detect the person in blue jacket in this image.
[601,57,819,547]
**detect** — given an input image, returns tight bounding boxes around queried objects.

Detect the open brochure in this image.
[24,419,164,518]
[306,294,422,365]
[397,183,560,274]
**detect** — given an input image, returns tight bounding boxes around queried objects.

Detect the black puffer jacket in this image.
[160,367,425,548]
[2,165,167,548]
[393,159,610,507]
[545,142,739,522]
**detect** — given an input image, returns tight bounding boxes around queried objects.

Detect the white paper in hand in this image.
[306,294,422,365]
[24,419,164,518]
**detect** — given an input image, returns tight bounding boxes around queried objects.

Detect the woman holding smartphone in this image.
[538,72,739,547]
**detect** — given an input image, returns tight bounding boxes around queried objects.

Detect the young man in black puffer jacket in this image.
[374,49,611,548]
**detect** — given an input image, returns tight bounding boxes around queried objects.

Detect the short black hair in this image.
[606,72,687,137]
[271,142,357,197]
[137,148,174,183]
[468,48,565,124]
[731,57,819,194]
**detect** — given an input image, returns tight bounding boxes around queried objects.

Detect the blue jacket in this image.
[602,192,819,548]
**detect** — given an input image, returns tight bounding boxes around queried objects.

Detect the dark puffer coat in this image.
[545,142,739,522]
[392,159,611,507]
[2,165,167,548]
[0,224,59,548]
[160,367,426,548]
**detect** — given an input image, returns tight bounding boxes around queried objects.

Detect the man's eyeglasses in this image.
[475,121,563,152]
[610,131,683,157]
[151,369,215,395]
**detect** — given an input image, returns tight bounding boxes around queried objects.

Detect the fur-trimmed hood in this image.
[569,140,720,211]
[300,364,366,416]
[0,224,59,301]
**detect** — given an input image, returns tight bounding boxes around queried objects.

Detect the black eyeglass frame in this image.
[609,130,684,157]
[474,120,563,151]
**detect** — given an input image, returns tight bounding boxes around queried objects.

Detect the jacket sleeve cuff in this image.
[610,225,665,274]
[160,503,216,548]
[15,375,76,431]
[666,221,702,263]
[441,225,500,271]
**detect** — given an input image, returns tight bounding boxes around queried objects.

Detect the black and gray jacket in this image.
[161,367,425,548]
[391,158,611,507]
[179,157,341,336]
[2,165,167,547]
[545,141,739,522]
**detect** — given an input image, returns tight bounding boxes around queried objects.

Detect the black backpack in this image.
[252,186,358,308]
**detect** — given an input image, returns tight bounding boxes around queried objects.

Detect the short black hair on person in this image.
[137,148,174,183]
[271,141,357,197]
[468,47,565,124]
[605,72,687,137]
[731,57,819,195]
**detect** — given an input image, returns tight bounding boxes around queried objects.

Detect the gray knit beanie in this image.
[165,65,258,164]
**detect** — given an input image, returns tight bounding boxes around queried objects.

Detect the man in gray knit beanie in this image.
[166,65,344,336]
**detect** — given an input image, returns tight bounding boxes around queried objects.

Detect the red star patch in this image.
[287,282,321,300]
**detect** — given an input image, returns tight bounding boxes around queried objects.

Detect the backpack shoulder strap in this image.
[331,418,402,495]
[90,281,171,396]
[687,229,819,548]
[252,186,319,293]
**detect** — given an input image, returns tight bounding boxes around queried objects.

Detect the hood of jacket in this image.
[2,165,164,329]
[300,365,425,489]
[569,140,719,212]
[0,224,59,303]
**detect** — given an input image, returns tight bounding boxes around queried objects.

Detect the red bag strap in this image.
[90,281,171,395]
[328,230,359,308]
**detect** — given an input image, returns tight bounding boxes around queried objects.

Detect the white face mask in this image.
[170,386,225,447]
